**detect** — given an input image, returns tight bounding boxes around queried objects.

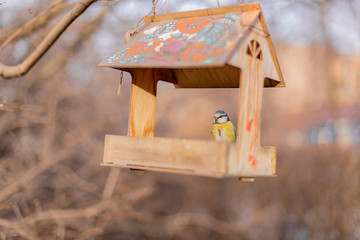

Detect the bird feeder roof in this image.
[99,3,285,88]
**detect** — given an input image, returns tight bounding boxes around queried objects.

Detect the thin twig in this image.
[0,0,102,79]
[165,212,244,236]
[102,168,120,200]
[16,200,112,225]
[0,1,71,51]
[0,218,38,240]
[0,138,86,203]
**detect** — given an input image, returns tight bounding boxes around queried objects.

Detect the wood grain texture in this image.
[144,4,260,23]
[173,65,240,88]
[127,69,159,137]
[103,135,228,177]
[227,17,283,87]
[227,31,276,176]
[102,135,276,178]
[258,12,285,87]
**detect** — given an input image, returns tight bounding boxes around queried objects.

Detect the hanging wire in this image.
[153,0,156,15]
[133,0,158,34]
[130,0,268,45]
[132,0,171,37]
[157,0,170,15]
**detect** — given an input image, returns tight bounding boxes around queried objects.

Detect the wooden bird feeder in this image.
[99,3,285,178]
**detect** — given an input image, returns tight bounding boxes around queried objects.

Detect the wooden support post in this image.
[227,36,276,176]
[236,55,265,172]
[128,69,159,137]
[227,38,275,176]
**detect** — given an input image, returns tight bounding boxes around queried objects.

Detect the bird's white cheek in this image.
[218,118,226,124]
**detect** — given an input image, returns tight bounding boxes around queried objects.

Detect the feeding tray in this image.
[98,3,285,178]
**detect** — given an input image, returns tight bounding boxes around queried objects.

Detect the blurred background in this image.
[1,0,360,239]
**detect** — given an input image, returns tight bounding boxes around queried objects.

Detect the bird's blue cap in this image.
[215,110,226,115]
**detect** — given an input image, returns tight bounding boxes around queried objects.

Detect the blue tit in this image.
[211,110,236,143]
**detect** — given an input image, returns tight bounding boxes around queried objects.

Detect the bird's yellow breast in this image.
[211,121,236,143]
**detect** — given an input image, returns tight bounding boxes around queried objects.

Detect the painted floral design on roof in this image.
[105,13,240,66]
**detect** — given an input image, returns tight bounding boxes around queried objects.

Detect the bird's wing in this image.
[232,122,237,139]
[210,124,217,140]
[227,122,236,142]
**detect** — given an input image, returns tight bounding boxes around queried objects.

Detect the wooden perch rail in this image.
[0,0,105,79]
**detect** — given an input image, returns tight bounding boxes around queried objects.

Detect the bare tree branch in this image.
[0,0,102,79]
[0,134,88,203]
[0,1,72,51]
[0,218,38,240]
[102,168,120,200]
